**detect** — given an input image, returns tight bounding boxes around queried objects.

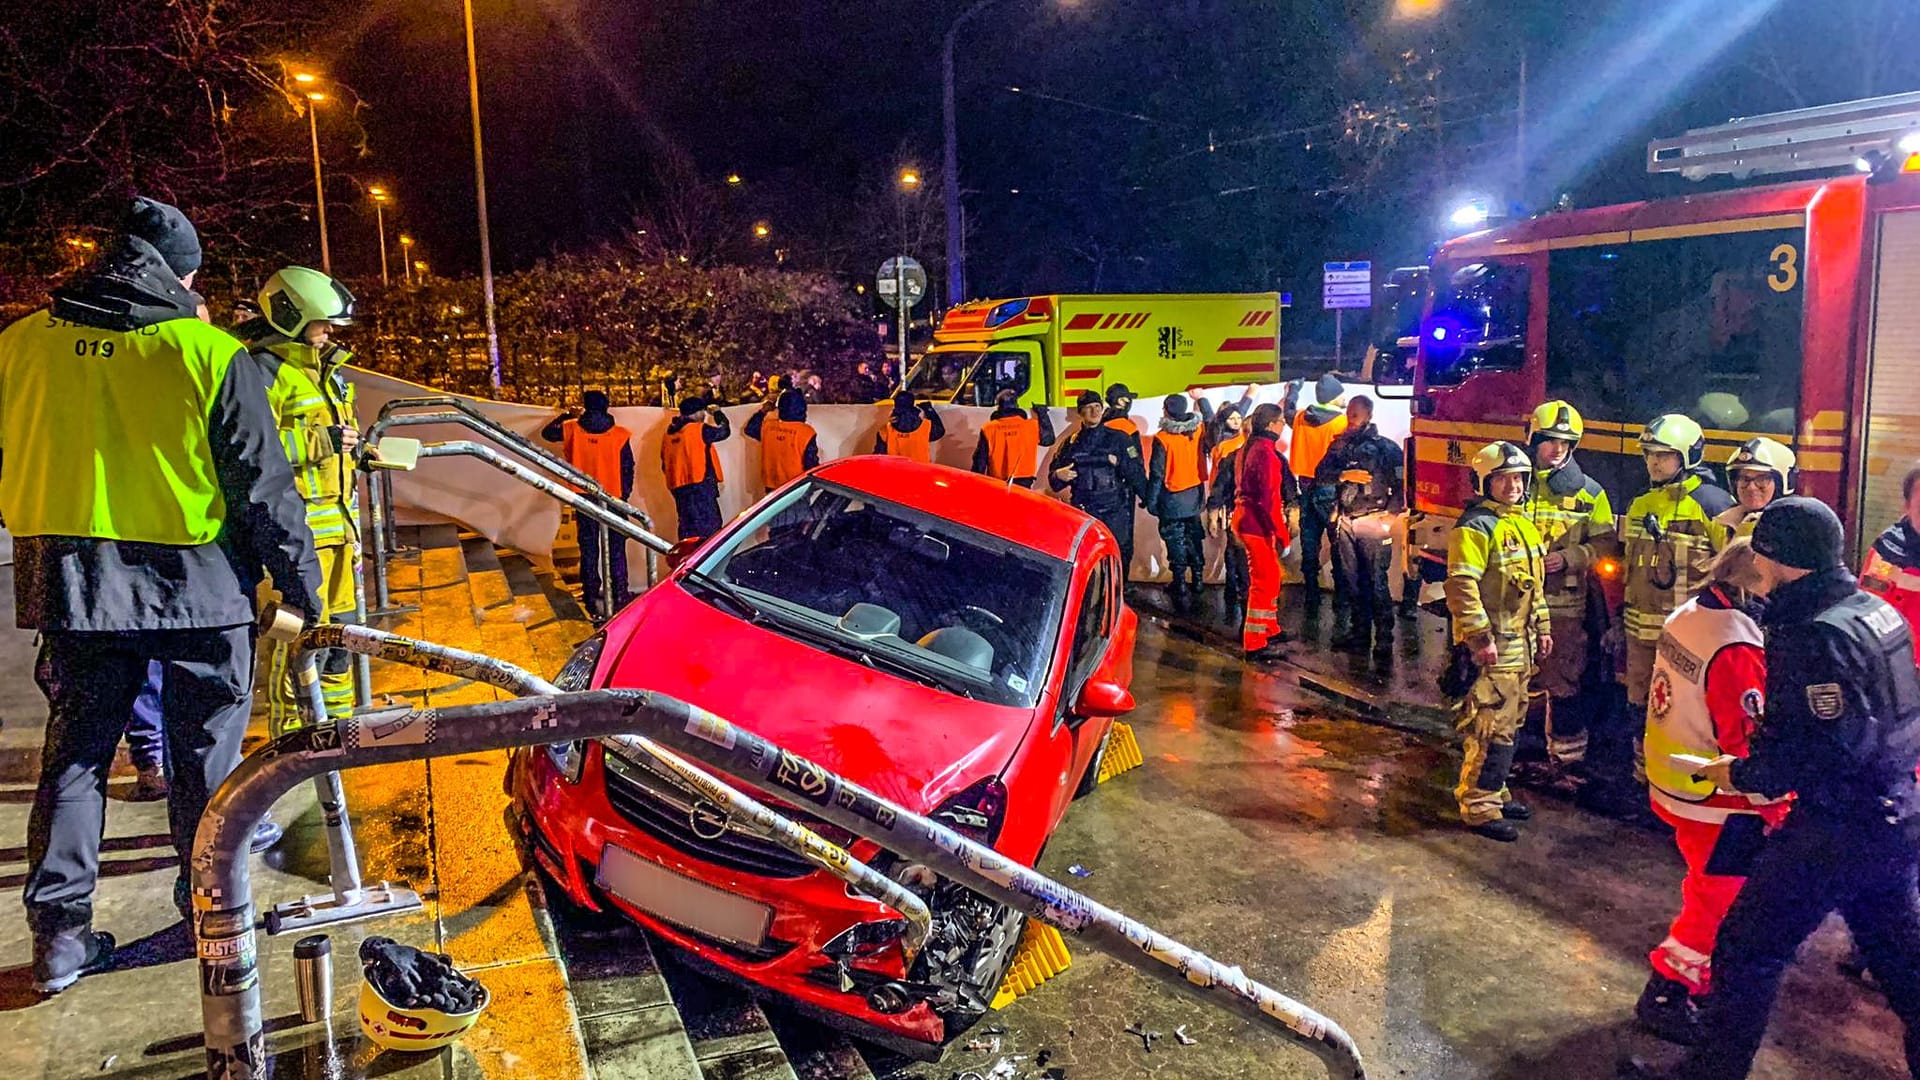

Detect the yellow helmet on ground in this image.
[259,265,356,339]
[1640,414,1706,471]
[358,979,490,1053]
[1527,400,1584,446]
[1726,436,1796,495]
[1472,440,1532,496]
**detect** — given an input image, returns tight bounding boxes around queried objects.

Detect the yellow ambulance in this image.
[902,293,1282,408]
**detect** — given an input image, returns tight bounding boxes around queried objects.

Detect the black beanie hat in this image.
[1105,383,1133,407]
[1076,390,1104,410]
[1751,496,1845,571]
[583,390,610,413]
[126,197,202,278]
[677,396,704,416]
[1163,393,1190,419]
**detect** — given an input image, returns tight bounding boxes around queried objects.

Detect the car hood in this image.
[599,583,1042,815]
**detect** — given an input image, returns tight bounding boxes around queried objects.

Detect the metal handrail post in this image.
[367,405,599,491]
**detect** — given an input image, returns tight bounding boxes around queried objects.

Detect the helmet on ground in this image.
[1472,440,1532,496]
[1726,436,1796,496]
[1639,414,1706,471]
[358,978,489,1053]
[260,266,355,339]
[1527,400,1584,446]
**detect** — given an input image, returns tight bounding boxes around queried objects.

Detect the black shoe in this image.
[32,926,115,994]
[1635,975,1699,1045]
[1468,819,1521,842]
[1244,639,1289,664]
[1371,635,1394,659]
[250,820,284,854]
[1501,802,1533,821]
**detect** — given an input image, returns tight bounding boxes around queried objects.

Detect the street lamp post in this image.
[370,187,392,287]
[303,90,331,274]
[400,234,415,286]
[461,0,503,391]
[941,1,1000,308]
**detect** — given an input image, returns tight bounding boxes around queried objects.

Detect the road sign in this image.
[877,256,927,310]
[1323,260,1372,310]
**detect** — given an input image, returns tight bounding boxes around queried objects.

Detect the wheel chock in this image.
[991,920,1072,1010]
[1096,721,1144,784]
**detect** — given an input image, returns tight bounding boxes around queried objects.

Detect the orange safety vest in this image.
[1154,429,1207,493]
[1211,432,1248,470]
[1288,409,1347,482]
[879,422,933,463]
[562,420,633,494]
[661,423,722,489]
[981,415,1042,480]
[759,417,816,489]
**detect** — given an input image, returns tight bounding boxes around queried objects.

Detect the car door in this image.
[1058,555,1119,789]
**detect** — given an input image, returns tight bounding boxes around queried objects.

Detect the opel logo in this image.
[688,800,731,841]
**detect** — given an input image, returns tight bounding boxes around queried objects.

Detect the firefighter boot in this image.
[1634,974,1700,1045]
[32,926,115,995]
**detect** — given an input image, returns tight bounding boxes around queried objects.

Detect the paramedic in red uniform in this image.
[971,390,1056,487]
[660,396,731,542]
[1234,403,1293,663]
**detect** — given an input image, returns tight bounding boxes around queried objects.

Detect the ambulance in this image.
[902,293,1282,408]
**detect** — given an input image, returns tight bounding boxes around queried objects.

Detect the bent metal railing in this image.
[193,630,1366,1080]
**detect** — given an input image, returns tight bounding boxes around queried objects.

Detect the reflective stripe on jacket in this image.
[1446,498,1551,672]
[1523,459,1616,617]
[259,341,358,547]
[1622,473,1733,642]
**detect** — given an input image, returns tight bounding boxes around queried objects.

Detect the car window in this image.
[688,480,1069,708]
[1064,557,1115,701]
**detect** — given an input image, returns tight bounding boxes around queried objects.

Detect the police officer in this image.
[1627,497,1920,1079]
[1520,400,1616,785]
[1446,441,1552,842]
[1715,437,1795,539]
[1317,394,1404,656]
[1051,390,1148,571]
[1102,382,1144,460]
[0,198,322,992]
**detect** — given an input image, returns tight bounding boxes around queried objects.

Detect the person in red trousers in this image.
[1636,537,1788,1044]
[1234,403,1294,663]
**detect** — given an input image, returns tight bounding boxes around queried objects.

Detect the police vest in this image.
[1715,504,1763,540]
[879,421,932,462]
[1819,591,1920,806]
[262,342,359,547]
[1154,429,1205,493]
[0,311,243,545]
[563,420,633,494]
[1644,596,1766,822]
[662,423,721,489]
[759,418,815,489]
[981,415,1041,480]
[1622,475,1731,642]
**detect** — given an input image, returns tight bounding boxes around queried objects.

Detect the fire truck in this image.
[1401,91,1920,593]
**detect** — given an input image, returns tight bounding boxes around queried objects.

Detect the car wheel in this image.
[1073,726,1113,799]
[939,902,1027,1040]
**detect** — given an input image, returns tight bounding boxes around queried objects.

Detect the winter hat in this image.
[1076,390,1104,410]
[1163,394,1190,419]
[126,196,202,278]
[1315,373,1345,406]
[1751,496,1845,571]
[677,397,705,416]
[583,390,610,413]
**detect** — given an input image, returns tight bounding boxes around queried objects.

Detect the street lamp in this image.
[399,234,416,286]
[460,0,503,390]
[752,221,772,240]
[898,167,922,190]
[726,172,743,186]
[413,260,429,281]
[370,186,392,287]
[292,74,332,274]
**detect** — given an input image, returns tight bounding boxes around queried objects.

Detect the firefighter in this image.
[1627,498,1920,1080]
[1715,436,1795,538]
[745,386,820,491]
[1446,441,1553,842]
[250,267,363,738]
[1316,395,1404,656]
[1636,539,1781,1045]
[971,389,1057,487]
[542,391,635,621]
[872,391,945,461]
[1234,403,1293,661]
[1290,374,1350,608]
[1862,463,1920,643]
[661,396,731,542]
[0,198,322,992]
[1520,400,1616,784]
[1102,382,1145,459]
[1604,414,1733,814]
[1147,393,1210,608]
[1050,390,1148,572]
[1207,402,1254,630]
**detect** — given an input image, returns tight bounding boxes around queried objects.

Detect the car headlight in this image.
[547,634,607,783]
[931,777,1008,846]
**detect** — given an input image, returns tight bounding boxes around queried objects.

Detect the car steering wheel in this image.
[945,604,1005,628]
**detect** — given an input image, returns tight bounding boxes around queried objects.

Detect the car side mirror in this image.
[1070,679,1134,725]
[664,537,703,570]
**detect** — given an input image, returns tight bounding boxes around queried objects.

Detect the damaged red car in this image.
[509,456,1138,1056]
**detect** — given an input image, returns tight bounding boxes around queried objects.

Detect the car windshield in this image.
[683,480,1068,708]
[902,350,987,400]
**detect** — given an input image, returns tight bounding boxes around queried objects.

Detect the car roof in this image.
[811,456,1091,561]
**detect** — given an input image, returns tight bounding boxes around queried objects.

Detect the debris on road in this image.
[1067,864,1093,878]
[1175,1024,1198,1045]
[1124,1022,1162,1053]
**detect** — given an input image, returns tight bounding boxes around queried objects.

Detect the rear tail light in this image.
[932,777,1008,846]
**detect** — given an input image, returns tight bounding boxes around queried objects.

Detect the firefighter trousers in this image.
[1650,808,1752,996]
[1236,527,1284,652]
[1533,611,1594,765]
[268,542,360,732]
[1456,670,1531,825]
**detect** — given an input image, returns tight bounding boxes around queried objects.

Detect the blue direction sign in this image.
[1323,260,1373,310]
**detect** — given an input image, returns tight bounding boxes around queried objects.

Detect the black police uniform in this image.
[1316,422,1405,649]
[1049,422,1148,570]
[1680,564,1920,1078]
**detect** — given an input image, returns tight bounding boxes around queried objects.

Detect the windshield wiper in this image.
[678,567,766,623]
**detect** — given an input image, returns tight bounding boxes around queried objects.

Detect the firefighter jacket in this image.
[1146,414,1208,519]
[256,338,359,548]
[1049,422,1146,515]
[661,411,730,492]
[972,403,1056,481]
[1715,504,1765,539]
[1644,585,1780,825]
[1524,457,1616,618]
[0,237,321,630]
[1730,566,1920,828]
[1314,422,1403,517]
[1446,497,1552,673]
[1288,403,1347,491]
[1863,518,1920,649]
[1622,470,1734,643]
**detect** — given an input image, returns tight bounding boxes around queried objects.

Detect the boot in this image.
[1468,818,1521,842]
[1501,801,1532,821]
[1634,974,1700,1045]
[1244,638,1289,664]
[32,925,115,994]
[1370,627,1395,660]
[131,763,169,802]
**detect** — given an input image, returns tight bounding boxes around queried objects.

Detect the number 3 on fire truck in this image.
[1768,243,1799,293]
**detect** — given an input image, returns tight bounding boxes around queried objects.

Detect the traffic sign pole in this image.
[896,257,909,375]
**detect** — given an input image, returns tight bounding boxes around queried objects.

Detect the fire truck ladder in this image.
[1648,91,1920,181]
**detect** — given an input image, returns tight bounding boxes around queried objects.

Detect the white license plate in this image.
[596,844,774,948]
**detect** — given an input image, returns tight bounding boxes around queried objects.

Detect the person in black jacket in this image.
[0,198,323,992]
[1626,497,1920,1078]
[1050,391,1148,572]
[1146,393,1213,608]
[1315,396,1405,655]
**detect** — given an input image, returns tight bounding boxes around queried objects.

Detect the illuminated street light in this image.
[898,167,922,189]
[1393,0,1443,17]
[399,233,416,286]
[726,172,743,186]
[752,221,772,239]
[293,71,318,84]
[292,73,332,273]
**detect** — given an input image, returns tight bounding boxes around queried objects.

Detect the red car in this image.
[510,456,1138,1056]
